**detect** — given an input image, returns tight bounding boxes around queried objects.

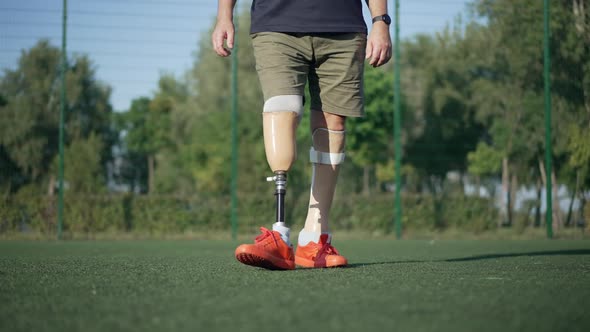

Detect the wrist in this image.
[217,15,233,23]
[371,14,391,26]
[372,21,390,28]
[370,22,390,34]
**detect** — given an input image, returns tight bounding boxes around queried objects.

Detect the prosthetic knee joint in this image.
[263,95,303,224]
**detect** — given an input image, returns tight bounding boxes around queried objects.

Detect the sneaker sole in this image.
[236,252,294,270]
[295,256,347,268]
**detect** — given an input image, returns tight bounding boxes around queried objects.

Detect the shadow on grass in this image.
[348,249,590,268]
[444,249,590,262]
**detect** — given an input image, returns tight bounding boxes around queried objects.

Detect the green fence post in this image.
[394,0,402,239]
[57,0,68,240]
[230,17,239,241]
[543,0,553,239]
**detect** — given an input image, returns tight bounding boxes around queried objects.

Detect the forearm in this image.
[217,0,237,22]
[364,0,392,67]
[366,0,388,17]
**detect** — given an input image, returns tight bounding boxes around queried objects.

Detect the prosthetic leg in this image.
[233,95,302,270]
[262,95,303,245]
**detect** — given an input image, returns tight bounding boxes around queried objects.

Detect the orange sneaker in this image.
[235,227,295,270]
[295,234,347,268]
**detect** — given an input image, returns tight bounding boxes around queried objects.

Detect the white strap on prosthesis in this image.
[263,95,303,117]
[309,148,345,165]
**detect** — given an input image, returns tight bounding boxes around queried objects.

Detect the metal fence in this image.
[1,0,588,239]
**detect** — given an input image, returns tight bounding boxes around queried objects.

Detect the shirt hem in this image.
[251,25,367,34]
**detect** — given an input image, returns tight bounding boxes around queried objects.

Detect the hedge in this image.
[0,191,502,236]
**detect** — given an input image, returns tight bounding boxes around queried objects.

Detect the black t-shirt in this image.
[250,0,367,34]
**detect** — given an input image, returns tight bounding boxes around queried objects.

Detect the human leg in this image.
[235,33,312,270]
[300,110,346,236]
[295,111,348,268]
[295,33,366,268]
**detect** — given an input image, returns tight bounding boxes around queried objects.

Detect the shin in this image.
[299,120,345,245]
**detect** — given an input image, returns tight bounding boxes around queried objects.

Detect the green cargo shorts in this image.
[251,32,367,118]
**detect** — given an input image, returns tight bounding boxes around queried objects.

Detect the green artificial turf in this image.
[1,239,589,332]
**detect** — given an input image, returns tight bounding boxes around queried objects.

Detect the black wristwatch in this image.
[372,14,391,25]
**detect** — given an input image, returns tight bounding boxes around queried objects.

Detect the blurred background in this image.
[0,0,588,239]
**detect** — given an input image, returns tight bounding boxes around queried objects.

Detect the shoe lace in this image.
[255,227,279,247]
[320,243,340,256]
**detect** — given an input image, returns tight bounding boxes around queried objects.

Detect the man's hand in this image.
[365,23,392,67]
[212,19,235,57]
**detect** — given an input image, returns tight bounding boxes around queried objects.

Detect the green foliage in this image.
[120,97,154,156]
[568,125,590,170]
[0,191,498,236]
[0,184,55,234]
[471,0,589,187]
[0,40,114,193]
[52,134,105,193]
[467,142,503,176]
[567,124,590,189]
[347,65,394,167]
[403,28,483,183]
[375,159,396,183]
[0,41,62,181]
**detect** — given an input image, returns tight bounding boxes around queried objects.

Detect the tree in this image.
[0,40,114,194]
[113,97,151,193]
[186,11,271,195]
[404,27,483,192]
[471,0,590,228]
[347,65,394,195]
[51,134,105,193]
[467,142,503,196]
[114,75,182,195]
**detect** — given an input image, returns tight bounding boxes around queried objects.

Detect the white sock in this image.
[298,230,332,246]
[272,222,291,246]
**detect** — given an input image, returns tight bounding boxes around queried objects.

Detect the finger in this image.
[384,48,392,64]
[365,40,373,60]
[212,32,224,56]
[214,34,229,56]
[377,49,388,67]
[211,32,219,52]
[216,44,228,57]
[370,46,381,66]
[226,30,234,49]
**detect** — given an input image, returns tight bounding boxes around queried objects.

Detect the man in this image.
[212,0,391,269]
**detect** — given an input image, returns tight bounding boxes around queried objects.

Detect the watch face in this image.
[382,15,391,25]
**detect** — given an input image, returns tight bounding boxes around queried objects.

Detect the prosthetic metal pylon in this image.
[266,171,287,224]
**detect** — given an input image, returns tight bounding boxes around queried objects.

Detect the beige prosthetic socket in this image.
[263,95,303,245]
[262,95,302,173]
[300,127,345,241]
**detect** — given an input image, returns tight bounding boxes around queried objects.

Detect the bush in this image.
[1,190,501,236]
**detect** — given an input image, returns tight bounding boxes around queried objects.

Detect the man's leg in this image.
[234,32,312,270]
[293,33,365,268]
[234,95,303,270]
[262,95,302,246]
[302,110,346,234]
[295,110,348,268]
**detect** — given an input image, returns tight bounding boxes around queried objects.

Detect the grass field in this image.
[1,239,589,332]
